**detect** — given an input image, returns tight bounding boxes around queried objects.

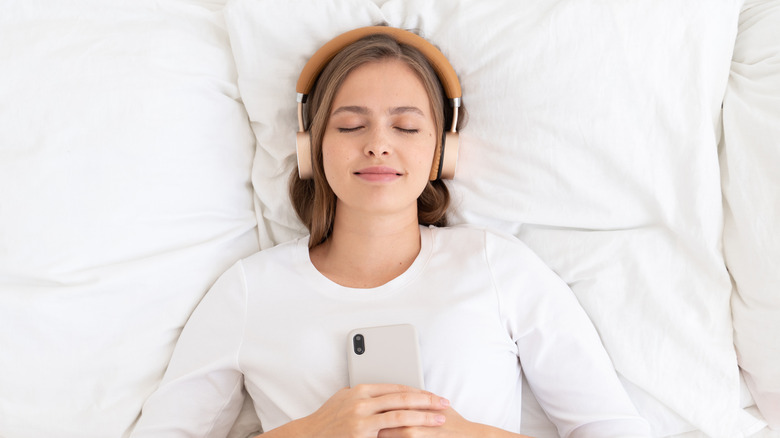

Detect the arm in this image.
[486,232,652,438]
[130,262,249,437]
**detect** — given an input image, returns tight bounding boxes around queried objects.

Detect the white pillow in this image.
[722,0,780,430]
[225,0,762,436]
[0,2,258,437]
[226,0,387,248]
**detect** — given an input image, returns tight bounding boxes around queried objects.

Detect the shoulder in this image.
[220,236,310,290]
[240,235,308,268]
[428,223,508,244]
[432,225,569,293]
[429,224,541,264]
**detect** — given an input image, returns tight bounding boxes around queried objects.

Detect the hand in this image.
[277,384,450,438]
[377,406,533,438]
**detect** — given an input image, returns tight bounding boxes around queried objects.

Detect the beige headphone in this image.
[295,26,462,181]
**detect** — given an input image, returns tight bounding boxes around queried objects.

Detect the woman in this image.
[131,27,652,438]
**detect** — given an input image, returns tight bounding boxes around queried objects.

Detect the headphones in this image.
[295,26,462,181]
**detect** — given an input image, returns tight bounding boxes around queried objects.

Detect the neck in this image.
[310,203,422,289]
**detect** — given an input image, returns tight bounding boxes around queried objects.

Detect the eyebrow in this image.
[330,105,425,117]
[390,106,425,116]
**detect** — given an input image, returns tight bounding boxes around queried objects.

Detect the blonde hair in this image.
[289,32,465,247]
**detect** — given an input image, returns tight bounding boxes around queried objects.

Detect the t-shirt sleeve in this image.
[485,231,652,438]
[130,261,249,438]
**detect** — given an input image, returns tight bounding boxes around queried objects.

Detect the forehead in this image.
[332,59,431,107]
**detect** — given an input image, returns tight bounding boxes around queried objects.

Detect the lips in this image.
[354,166,402,182]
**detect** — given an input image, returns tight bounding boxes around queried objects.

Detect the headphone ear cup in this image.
[296,131,314,180]
[439,132,459,180]
[428,141,444,181]
[428,132,459,181]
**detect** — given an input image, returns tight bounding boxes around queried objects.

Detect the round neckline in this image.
[296,225,434,300]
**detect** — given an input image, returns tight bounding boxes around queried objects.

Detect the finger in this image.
[377,428,402,438]
[377,427,432,438]
[373,391,450,413]
[375,409,446,431]
[351,383,426,397]
[351,384,450,410]
[377,427,411,438]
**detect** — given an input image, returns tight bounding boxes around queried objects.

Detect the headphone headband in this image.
[296,26,462,102]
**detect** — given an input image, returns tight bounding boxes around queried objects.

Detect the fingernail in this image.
[440,398,450,407]
[435,414,446,424]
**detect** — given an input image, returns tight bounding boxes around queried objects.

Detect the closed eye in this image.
[337,126,363,133]
[396,127,419,134]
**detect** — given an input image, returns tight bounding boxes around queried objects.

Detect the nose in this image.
[364,126,392,158]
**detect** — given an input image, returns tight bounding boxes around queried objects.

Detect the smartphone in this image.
[347,323,425,389]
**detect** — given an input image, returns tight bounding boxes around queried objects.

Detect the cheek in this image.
[320,141,354,191]
[420,131,438,165]
[319,139,337,182]
[412,137,437,186]
[320,149,340,185]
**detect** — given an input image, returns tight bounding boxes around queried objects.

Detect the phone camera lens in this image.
[353,334,365,355]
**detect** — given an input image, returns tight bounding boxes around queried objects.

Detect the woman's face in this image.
[321,59,437,220]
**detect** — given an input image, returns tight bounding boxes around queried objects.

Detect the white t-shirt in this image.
[132,225,651,437]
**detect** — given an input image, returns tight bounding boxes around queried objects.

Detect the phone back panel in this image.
[347,324,425,389]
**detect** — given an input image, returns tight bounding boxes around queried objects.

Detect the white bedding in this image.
[0,1,258,436]
[0,0,777,437]
[722,0,780,430]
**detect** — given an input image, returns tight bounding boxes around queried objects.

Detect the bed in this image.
[1,0,778,437]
